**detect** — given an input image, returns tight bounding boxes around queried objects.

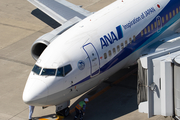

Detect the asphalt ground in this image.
[0,0,173,120]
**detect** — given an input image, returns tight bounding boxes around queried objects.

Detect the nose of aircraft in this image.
[23,78,48,106]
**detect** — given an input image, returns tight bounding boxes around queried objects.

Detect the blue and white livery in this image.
[23,0,180,116]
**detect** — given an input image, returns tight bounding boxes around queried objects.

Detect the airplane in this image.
[23,0,180,117]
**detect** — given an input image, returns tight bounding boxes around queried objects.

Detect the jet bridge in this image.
[138,45,180,119]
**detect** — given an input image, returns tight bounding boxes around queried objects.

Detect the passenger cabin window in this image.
[176,8,179,14]
[133,36,136,41]
[144,28,147,34]
[121,43,124,49]
[166,14,168,21]
[173,10,175,16]
[41,68,56,76]
[125,40,128,47]
[141,30,143,36]
[169,12,172,18]
[162,17,165,23]
[148,26,150,33]
[32,65,42,75]
[104,53,107,59]
[108,50,112,57]
[154,22,157,28]
[117,45,120,52]
[113,48,116,54]
[158,20,160,26]
[129,38,132,43]
[151,24,154,30]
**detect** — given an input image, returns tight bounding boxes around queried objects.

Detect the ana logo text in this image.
[100,25,123,49]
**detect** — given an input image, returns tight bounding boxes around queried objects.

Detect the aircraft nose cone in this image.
[23,79,48,106]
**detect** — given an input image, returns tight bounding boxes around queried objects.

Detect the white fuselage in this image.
[23,0,180,106]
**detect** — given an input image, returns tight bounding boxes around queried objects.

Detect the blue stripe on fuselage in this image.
[71,0,180,87]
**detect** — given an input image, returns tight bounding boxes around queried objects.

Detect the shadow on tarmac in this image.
[66,65,138,120]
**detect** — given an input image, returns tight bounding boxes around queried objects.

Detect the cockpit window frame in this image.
[64,64,72,76]
[32,64,72,77]
[41,68,57,76]
[32,64,42,75]
[56,64,72,77]
[56,67,64,77]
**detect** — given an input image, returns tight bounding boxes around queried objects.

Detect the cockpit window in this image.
[41,68,56,76]
[64,64,72,75]
[57,67,64,77]
[56,64,72,77]
[32,65,42,75]
[32,64,72,77]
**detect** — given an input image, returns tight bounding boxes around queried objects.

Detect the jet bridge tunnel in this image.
[137,45,180,119]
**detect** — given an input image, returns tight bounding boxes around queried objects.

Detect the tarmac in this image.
[0,0,174,120]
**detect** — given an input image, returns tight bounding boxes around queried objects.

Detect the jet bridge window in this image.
[56,64,72,77]
[32,65,42,75]
[41,68,56,76]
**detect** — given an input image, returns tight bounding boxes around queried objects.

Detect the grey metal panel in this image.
[174,63,180,116]
[28,0,92,24]
[137,59,147,105]
[140,46,180,118]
